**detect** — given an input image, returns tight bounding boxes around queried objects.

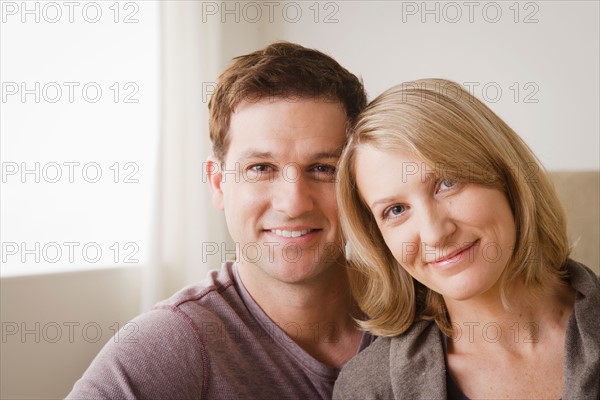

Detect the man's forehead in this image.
[229,98,346,132]
[225,97,348,162]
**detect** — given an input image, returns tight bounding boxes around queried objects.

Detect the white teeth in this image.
[272,229,312,238]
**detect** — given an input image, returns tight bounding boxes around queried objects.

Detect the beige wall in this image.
[552,171,600,273]
[1,267,143,399]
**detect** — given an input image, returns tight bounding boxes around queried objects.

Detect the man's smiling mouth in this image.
[270,229,316,238]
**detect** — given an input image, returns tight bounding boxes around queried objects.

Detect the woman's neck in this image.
[444,278,576,351]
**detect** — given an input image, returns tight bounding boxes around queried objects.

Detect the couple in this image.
[68,42,599,399]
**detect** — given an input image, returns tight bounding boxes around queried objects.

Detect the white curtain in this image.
[143,2,286,309]
[143,2,228,309]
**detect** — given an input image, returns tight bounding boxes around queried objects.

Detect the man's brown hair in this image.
[208,42,367,160]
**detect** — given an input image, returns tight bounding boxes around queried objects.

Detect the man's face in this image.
[208,97,348,285]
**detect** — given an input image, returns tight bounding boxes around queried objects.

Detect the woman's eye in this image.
[383,204,406,219]
[438,179,457,191]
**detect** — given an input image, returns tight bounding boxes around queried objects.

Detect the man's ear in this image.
[206,156,224,211]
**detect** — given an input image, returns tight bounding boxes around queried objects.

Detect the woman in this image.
[333,79,599,399]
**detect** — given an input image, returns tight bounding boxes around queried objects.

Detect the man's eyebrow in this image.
[311,150,343,160]
[237,150,274,160]
[236,149,343,160]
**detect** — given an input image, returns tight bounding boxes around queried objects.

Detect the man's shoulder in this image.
[66,304,208,399]
[66,263,243,399]
[147,262,262,348]
[155,262,239,311]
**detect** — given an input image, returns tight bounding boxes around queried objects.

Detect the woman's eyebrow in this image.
[371,195,400,210]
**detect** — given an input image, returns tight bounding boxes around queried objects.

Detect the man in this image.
[67,41,373,399]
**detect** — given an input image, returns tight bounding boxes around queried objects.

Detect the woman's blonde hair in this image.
[337,78,570,337]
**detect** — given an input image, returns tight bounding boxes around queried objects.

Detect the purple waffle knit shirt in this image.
[67,261,375,399]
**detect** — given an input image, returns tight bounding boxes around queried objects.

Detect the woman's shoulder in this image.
[333,320,443,399]
[565,258,600,297]
[341,320,439,371]
[562,258,600,399]
[333,334,394,399]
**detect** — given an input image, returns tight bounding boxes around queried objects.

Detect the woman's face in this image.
[354,145,517,303]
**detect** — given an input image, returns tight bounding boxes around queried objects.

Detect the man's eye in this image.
[314,164,336,174]
[311,164,337,182]
[249,164,272,172]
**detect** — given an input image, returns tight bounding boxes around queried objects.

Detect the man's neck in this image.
[237,261,364,366]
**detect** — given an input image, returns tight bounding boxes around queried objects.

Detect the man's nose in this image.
[271,166,314,218]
